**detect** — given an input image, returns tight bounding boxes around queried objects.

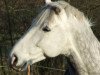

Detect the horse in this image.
[9,0,100,75]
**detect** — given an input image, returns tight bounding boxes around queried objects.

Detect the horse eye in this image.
[51,6,61,15]
[42,26,51,32]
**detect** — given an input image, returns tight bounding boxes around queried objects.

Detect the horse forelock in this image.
[34,1,92,29]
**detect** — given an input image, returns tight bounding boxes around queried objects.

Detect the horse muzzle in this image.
[9,54,28,71]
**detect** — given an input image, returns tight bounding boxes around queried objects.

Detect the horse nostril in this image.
[11,54,18,66]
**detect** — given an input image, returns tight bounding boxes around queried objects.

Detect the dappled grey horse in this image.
[9,0,100,75]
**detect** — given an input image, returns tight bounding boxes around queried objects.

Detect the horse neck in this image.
[67,20,100,75]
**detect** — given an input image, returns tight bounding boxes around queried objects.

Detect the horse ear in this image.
[51,6,61,15]
[45,0,52,4]
[45,0,61,14]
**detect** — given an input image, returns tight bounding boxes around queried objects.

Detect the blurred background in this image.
[0,0,100,75]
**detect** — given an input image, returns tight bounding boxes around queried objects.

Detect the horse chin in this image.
[20,62,28,71]
[31,55,46,64]
[11,62,28,71]
[19,56,46,71]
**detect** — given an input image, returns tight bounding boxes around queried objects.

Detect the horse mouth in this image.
[11,62,28,71]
